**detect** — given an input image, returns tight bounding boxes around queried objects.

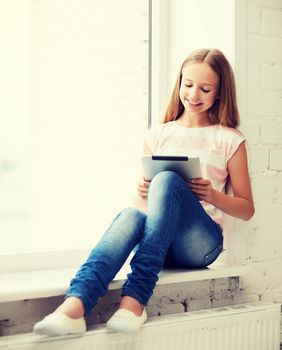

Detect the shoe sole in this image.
[107,322,140,334]
[34,323,86,336]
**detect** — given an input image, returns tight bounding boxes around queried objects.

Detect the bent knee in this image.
[152,170,180,182]
[150,171,182,189]
[120,207,146,221]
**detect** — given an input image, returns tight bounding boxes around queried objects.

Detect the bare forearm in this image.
[211,190,255,221]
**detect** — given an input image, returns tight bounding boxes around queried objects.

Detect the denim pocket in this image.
[200,244,223,268]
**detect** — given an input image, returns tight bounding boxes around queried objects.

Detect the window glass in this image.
[0,0,149,254]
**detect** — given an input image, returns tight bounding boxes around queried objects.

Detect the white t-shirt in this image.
[145,121,246,227]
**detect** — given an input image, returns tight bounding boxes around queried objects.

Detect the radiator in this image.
[0,302,280,350]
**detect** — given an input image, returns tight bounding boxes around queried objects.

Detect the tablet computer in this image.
[141,155,202,182]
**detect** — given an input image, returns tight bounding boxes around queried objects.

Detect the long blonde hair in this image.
[162,48,240,128]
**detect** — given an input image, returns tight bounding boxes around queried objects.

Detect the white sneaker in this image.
[106,308,147,334]
[33,313,86,336]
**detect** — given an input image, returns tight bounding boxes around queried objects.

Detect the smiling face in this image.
[179,62,219,122]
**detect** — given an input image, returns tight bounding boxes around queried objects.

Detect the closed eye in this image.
[185,84,210,93]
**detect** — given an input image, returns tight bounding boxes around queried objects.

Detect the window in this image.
[0,0,149,258]
[1,0,245,271]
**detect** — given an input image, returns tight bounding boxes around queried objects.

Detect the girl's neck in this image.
[177,112,214,128]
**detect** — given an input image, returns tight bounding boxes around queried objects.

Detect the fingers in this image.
[141,178,151,187]
[188,187,208,195]
[189,178,210,185]
[189,180,210,192]
[137,178,151,198]
[188,186,208,201]
[188,178,214,202]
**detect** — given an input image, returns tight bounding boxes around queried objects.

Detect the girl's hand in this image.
[137,178,151,198]
[188,178,215,203]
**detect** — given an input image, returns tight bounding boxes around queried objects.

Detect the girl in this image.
[34,48,254,336]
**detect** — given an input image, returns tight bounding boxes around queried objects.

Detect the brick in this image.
[241,119,261,144]
[153,281,210,303]
[260,290,282,303]
[262,10,282,36]
[246,60,261,90]
[262,63,282,89]
[247,228,282,261]
[188,299,211,312]
[211,298,238,308]
[247,5,261,33]
[260,120,282,144]
[248,0,282,8]
[248,200,282,232]
[239,261,282,303]
[146,304,160,317]
[158,303,185,315]
[251,173,282,199]
[248,147,269,172]
[269,148,282,170]
[246,89,282,116]
[239,293,261,303]
[211,279,240,306]
[247,34,282,63]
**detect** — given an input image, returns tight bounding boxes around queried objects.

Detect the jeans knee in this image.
[150,171,181,191]
[120,207,146,222]
[152,170,180,183]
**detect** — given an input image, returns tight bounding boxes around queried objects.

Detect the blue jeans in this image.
[66,171,223,315]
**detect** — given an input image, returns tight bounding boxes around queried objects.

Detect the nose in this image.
[189,87,199,101]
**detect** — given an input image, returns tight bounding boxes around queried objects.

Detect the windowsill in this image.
[0,262,251,303]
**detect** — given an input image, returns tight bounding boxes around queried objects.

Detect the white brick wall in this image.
[270,148,282,170]
[240,0,282,305]
[262,64,282,89]
[261,9,282,36]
